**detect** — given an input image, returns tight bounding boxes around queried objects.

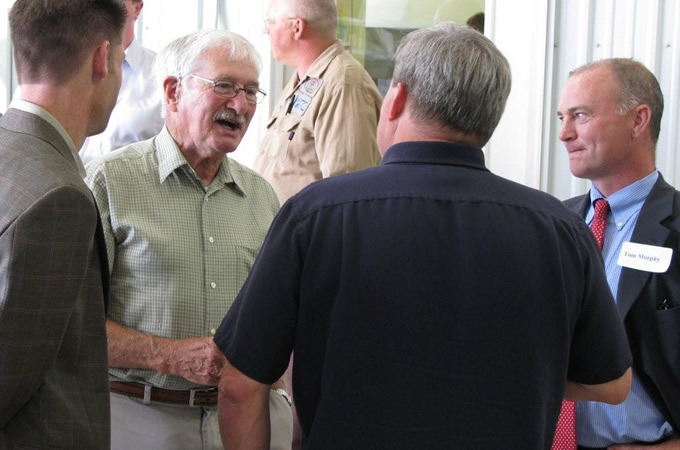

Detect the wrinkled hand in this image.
[169,337,226,386]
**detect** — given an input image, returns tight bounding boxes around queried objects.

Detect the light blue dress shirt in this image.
[577,170,675,447]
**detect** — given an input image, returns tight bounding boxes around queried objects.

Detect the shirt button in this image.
[210,328,217,335]
[209,237,214,243]
[210,282,216,289]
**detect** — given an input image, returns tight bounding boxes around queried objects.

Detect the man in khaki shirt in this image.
[257,0,382,204]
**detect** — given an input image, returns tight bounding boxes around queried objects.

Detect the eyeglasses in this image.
[263,17,297,32]
[179,73,267,104]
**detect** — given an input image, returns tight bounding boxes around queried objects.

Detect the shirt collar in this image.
[296,40,344,86]
[124,38,143,73]
[588,170,659,225]
[155,127,243,192]
[381,141,488,171]
[9,98,85,177]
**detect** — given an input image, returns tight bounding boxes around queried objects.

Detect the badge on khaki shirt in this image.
[291,94,312,115]
[299,77,323,97]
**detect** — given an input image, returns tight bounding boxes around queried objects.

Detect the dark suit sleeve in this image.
[0,185,99,427]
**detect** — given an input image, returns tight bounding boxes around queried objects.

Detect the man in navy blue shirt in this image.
[215,23,633,449]
[559,59,679,448]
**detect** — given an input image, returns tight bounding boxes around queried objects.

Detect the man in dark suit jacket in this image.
[0,1,126,448]
[558,58,680,449]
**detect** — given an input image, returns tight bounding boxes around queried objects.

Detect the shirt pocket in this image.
[265,114,302,160]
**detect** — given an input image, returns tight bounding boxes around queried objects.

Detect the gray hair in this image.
[275,0,337,38]
[569,58,664,143]
[154,29,262,90]
[392,22,511,145]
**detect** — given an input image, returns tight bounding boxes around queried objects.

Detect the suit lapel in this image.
[616,176,674,317]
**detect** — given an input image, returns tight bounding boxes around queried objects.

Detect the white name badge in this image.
[617,242,673,273]
[291,93,312,116]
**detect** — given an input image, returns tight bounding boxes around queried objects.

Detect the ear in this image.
[92,40,111,82]
[292,17,305,40]
[386,82,408,121]
[630,104,652,140]
[163,76,181,112]
[132,1,143,20]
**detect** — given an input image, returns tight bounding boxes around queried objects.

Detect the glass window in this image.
[337,0,485,95]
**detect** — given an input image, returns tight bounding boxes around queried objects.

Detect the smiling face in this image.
[168,46,259,159]
[557,66,639,192]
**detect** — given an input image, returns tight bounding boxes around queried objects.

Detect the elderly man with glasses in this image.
[84,29,292,450]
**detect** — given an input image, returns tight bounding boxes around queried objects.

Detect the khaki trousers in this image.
[110,390,292,449]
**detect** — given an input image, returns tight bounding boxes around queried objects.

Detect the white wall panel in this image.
[0,1,12,111]
[660,0,680,185]
[484,0,552,189]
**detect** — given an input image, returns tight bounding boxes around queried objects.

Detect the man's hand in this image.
[163,337,227,385]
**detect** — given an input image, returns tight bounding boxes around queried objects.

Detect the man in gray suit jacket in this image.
[0,1,126,448]
[558,58,680,448]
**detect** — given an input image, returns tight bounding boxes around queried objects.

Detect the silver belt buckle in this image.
[189,388,212,407]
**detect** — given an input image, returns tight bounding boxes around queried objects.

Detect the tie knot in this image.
[594,198,609,217]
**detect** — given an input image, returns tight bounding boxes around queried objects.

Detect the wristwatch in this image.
[274,388,292,407]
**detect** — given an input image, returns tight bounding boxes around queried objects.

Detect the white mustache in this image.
[213,110,246,127]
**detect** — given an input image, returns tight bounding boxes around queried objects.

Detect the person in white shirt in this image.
[80,0,163,165]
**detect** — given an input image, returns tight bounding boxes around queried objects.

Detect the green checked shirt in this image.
[85,127,280,390]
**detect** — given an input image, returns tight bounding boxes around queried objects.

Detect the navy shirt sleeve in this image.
[568,222,632,384]
[214,200,303,384]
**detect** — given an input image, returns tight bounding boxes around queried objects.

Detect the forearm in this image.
[218,362,270,449]
[106,319,169,371]
[107,319,225,385]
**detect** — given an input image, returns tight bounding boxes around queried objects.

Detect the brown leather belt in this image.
[110,381,217,407]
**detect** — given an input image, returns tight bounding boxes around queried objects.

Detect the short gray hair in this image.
[392,22,511,145]
[155,29,262,90]
[275,0,337,38]
[570,58,664,143]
